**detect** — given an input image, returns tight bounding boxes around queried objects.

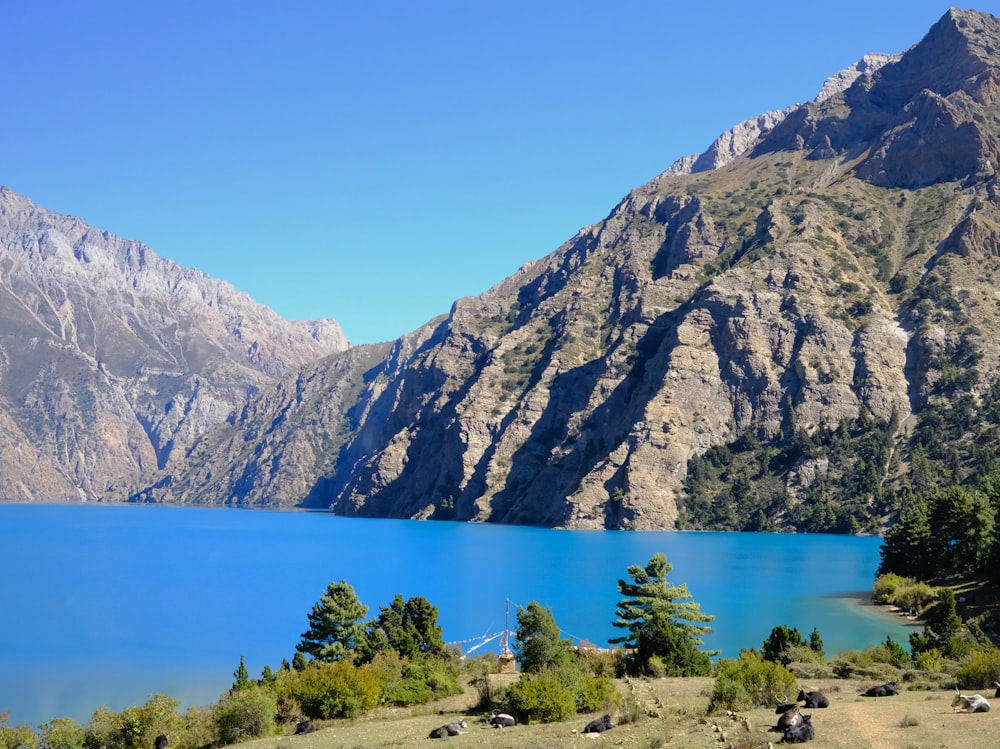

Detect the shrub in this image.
[952,647,1000,688]
[709,650,798,712]
[914,649,944,674]
[787,661,835,680]
[178,707,215,749]
[891,581,937,612]
[82,696,182,749]
[612,693,645,725]
[284,661,385,719]
[212,687,277,745]
[381,657,461,706]
[38,718,85,749]
[0,718,37,749]
[575,675,617,713]
[783,644,823,665]
[872,573,909,604]
[464,654,500,709]
[575,649,616,678]
[502,673,577,723]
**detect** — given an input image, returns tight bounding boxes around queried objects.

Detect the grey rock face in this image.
[0,187,347,501]
[15,9,1000,534]
[140,8,1000,529]
[664,52,899,178]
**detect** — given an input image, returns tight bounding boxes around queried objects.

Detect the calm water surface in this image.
[0,504,917,726]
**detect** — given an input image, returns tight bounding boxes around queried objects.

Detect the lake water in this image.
[0,504,918,727]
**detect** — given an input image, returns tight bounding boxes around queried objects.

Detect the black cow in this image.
[489,711,516,728]
[294,720,316,735]
[583,714,614,733]
[797,689,829,708]
[773,700,803,730]
[154,735,168,749]
[428,720,467,738]
[781,714,814,743]
[861,681,898,697]
[994,680,1000,698]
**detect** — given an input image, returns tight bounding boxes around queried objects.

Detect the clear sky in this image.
[2,1,993,344]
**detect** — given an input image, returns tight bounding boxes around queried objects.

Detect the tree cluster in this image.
[295,582,445,665]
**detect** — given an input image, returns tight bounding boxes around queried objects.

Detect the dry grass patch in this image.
[230,676,999,749]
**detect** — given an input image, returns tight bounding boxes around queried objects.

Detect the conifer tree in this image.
[296,580,368,662]
[610,552,717,676]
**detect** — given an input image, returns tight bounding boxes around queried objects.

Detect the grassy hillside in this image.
[231,675,997,749]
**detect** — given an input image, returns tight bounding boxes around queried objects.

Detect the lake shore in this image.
[839,591,923,634]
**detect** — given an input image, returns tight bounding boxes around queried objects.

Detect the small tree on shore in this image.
[610,552,717,676]
[297,580,368,662]
[514,601,574,674]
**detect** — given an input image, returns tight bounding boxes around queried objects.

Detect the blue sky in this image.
[2,1,992,344]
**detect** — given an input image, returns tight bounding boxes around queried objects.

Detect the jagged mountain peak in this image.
[15,10,1000,535]
[663,52,901,179]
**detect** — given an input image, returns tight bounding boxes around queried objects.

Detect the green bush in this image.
[575,675,617,713]
[38,718,85,749]
[212,687,277,745]
[502,673,577,723]
[709,650,798,712]
[381,658,461,706]
[178,707,215,749]
[83,695,182,749]
[0,717,37,749]
[914,649,944,674]
[283,661,385,719]
[872,573,909,604]
[952,647,1000,688]
[891,581,937,612]
[882,636,911,668]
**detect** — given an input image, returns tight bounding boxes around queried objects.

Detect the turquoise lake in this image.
[0,504,918,726]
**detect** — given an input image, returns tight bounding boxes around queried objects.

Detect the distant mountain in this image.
[13,9,1000,534]
[0,186,348,501]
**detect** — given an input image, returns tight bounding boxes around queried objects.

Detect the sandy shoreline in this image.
[839,591,923,630]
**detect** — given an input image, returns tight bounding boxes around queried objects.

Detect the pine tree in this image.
[296,580,369,662]
[610,553,717,676]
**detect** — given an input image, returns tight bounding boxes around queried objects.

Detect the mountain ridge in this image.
[7,8,1000,535]
[0,185,348,500]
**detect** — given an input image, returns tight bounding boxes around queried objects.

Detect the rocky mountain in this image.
[0,186,348,501]
[17,9,1000,533]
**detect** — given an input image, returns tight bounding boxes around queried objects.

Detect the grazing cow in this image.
[951,689,991,713]
[861,681,898,697]
[994,680,1000,698]
[583,714,614,733]
[294,720,316,735]
[781,714,814,743]
[489,710,516,728]
[154,735,168,749]
[797,689,829,708]
[428,720,467,738]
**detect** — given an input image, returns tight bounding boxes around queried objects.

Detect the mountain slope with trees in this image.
[133,8,1000,539]
[8,10,1000,540]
